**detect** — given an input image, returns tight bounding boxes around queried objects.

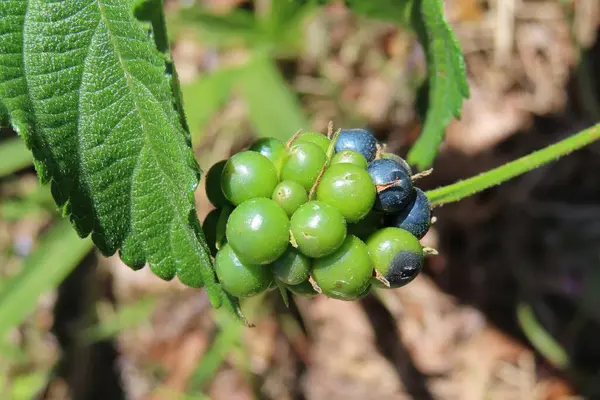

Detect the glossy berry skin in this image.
[205,160,230,208]
[290,201,346,258]
[202,208,220,256]
[348,210,383,240]
[334,129,378,162]
[221,151,279,206]
[280,142,327,191]
[215,243,273,297]
[249,137,287,172]
[316,163,376,223]
[226,198,290,265]
[388,188,431,239]
[330,150,368,169]
[272,180,308,217]
[295,132,331,153]
[367,158,414,213]
[312,235,373,301]
[286,279,319,297]
[380,153,412,176]
[366,227,423,289]
[270,246,311,285]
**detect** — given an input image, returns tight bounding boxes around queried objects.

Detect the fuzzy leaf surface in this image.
[0,0,223,304]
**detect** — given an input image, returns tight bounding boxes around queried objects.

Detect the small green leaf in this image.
[174,7,263,48]
[190,309,243,389]
[426,123,600,206]
[0,1,231,311]
[83,296,157,342]
[0,137,32,178]
[406,0,469,169]
[181,67,243,142]
[10,371,48,400]
[0,219,93,339]
[343,0,412,24]
[239,56,309,140]
[517,302,569,369]
[344,0,469,169]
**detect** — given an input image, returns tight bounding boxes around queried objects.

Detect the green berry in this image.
[215,244,273,297]
[280,142,326,191]
[202,209,220,256]
[270,246,311,285]
[221,151,279,206]
[366,227,423,288]
[272,180,308,217]
[205,160,230,208]
[249,137,287,172]
[330,150,368,169]
[286,279,319,297]
[316,163,376,223]
[312,235,373,301]
[348,210,383,240]
[295,132,330,153]
[226,198,290,265]
[290,201,346,258]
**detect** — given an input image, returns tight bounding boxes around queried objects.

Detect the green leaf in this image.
[181,67,243,142]
[174,7,263,48]
[345,0,468,169]
[517,302,569,369]
[406,0,469,169]
[426,123,600,206]
[0,219,93,339]
[343,0,412,24]
[0,137,32,178]
[190,309,243,389]
[10,371,48,400]
[83,296,157,342]
[239,56,309,140]
[0,1,227,308]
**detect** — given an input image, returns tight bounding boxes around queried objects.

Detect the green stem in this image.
[425,123,600,206]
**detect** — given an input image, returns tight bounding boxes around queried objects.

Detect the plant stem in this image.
[426,123,600,206]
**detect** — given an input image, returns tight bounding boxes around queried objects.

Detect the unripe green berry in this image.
[226,198,290,265]
[280,142,326,191]
[272,180,309,217]
[270,246,311,285]
[366,227,423,288]
[330,150,368,169]
[312,235,373,301]
[221,151,279,206]
[215,244,273,297]
[290,201,346,258]
[295,132,330,153]
[316,163,376,223]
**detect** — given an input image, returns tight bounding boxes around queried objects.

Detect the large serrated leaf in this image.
[0,1,225,306]
[406,0,469,169]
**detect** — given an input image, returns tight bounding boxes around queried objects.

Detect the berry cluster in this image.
[203,128,435,301]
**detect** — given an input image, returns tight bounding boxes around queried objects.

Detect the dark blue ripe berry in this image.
[367,159,414,213]
[334,129,378,163]
[388,188,431,239]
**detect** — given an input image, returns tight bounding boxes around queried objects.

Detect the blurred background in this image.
[1,0,600,399]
